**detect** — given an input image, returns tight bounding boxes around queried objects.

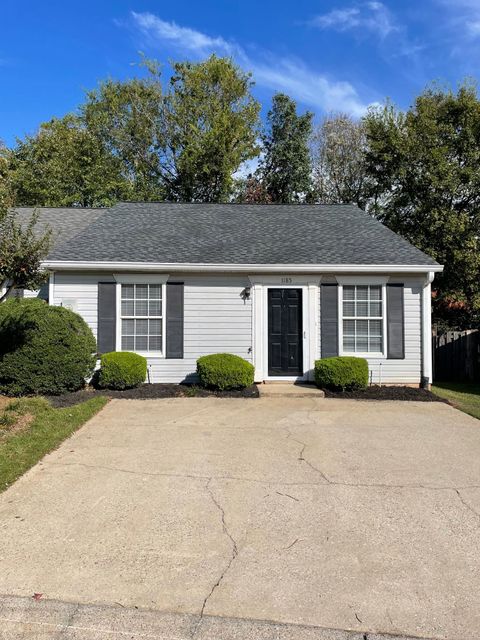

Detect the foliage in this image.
[311,113,369,206]
[234,174,272,203]
[364,83,480,326]
[82,58,165,201]
[9,115,129,207]
[97,351,147,390]
[163,55,260,202]
[314,356,368,391]
[0,143,13,218]
[197,353,254,390]
[0,299,96,395]
[259,93,313,203]
[0,209,51,301]
[0,395,108,492]
[432,382,480,421]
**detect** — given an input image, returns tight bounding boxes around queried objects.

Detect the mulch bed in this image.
[46,383,260,408]
[323,385,448,402]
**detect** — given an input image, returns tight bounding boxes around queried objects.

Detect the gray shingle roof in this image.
[14,207,104,249]
[18,202,438,266]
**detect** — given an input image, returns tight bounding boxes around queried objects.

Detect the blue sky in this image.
[2,0,480,146]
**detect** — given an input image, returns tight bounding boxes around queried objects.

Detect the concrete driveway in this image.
[0,397,479,640]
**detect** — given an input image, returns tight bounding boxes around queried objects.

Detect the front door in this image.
[267,288,303,376]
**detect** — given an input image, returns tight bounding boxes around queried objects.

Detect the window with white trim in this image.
[120,283,163,352]
[342,285,383,353]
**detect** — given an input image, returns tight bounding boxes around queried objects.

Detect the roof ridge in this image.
[114,201,359,206]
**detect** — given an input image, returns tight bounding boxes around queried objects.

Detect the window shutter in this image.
[166,282,184,359]
[321,283,339,358]
[387,284,405,359]
[97,282,116,354]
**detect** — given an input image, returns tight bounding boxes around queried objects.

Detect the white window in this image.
[120,283,163,353]
[341,284,384,354]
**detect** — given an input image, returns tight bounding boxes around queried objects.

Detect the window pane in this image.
[357,286,368,300]
[122,319,134,335]
[343,319,355,335]
[121,300,134,316]
[122,335,134,350]
[135,284,148,299]
[357,320,368,336]
[121,284,134,299]
[149,319,162,334]
[149,299,162,316]
[136,335,148,351]
[136,319,148,335]
[343,336,355,351]
[135,299,148,316]
[370,286,381,301]
[149,284,162,299]
[369,301,382,317]
[343,301,355,316]
[149,335,162,351]
[356,336,368,351]
[357,300,368,316]
[343,286,355,301]
[369,337,382,352]
[369,319,382,336]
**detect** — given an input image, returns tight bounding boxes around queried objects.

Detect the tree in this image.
[259,93,313,203]
[0,209,51,302]
[311,113,369,206]
[234,174,272,203]
[82,59,165,201]
[163,55,260,202]
[9,115,129,207]
[364,83,480,326]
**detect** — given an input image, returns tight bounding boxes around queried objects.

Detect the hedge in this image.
[97,352,147,390]
[314,356,368,391]
[0,298,96,396]
[197,353,254,390]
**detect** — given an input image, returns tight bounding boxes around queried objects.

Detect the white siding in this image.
[52,271,423,385]
[318,277,423,384]
[53,272,252,383]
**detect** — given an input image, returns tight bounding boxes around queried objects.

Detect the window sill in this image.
[341,352,386,359]
[120,351,165,359]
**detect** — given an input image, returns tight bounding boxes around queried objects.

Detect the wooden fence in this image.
[432,329,480,382]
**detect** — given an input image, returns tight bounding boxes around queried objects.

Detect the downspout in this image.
[421,271,435,389]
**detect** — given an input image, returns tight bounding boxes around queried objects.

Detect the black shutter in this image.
[97,282,116,354]
[321,283,339,358]
[166,282,184,359]
[387,284,405,359]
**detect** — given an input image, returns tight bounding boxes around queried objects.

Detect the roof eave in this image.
[43,261,443,273]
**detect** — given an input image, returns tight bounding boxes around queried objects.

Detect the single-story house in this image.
[10,202,442,386]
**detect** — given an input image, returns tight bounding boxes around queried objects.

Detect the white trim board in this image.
[43,261,444,274]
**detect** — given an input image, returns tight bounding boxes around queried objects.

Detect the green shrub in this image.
[97,351,147,390]
[0,299,96,396]
[314,356,368,391]
[197,353,254,391]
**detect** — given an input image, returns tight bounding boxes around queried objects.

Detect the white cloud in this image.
[131,12,236,56]
[129,12,374,117]
[311,2,397,39]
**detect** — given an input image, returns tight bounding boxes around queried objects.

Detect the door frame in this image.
[267,287,304,377]
[249,276,320,382]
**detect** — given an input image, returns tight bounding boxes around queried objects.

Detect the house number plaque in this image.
[281,277,293,284]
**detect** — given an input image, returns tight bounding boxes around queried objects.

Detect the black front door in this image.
[268,288,303,376]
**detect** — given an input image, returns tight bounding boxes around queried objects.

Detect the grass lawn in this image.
[0,395,108,492]
[432,382,480,421]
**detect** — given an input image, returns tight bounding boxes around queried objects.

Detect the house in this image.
[12,202,442,386]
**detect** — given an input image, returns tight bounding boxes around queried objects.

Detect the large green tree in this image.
[163,55,260,202]
[9,115,129,207]
[259,93,313,203]
[82,59,165,201]
[311,113,369,207]
[364,83,480,326]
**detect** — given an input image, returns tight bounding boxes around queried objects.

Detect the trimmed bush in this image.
[97,351,147,390]
[0,298,96,396]
[197,353,254,391]
[314,356,368,391]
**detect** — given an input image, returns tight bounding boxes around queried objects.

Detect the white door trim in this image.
[249,276,320,382]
